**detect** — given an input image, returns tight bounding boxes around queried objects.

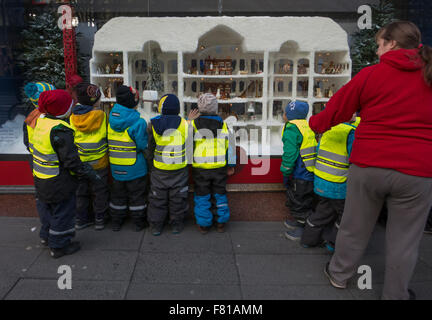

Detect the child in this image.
[192,93,235,234]
[70,82,109,230]
[23,82,55,247]
[108,85,149,232]
[280,100,317,241]
[147,94,189,236]
[33,89,99,258]
[289,114,359,250]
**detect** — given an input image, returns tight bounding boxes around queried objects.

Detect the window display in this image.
[90,17,351,155]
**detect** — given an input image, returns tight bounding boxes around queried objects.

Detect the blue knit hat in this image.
[158,94,180,115]
[284,100,309,120]
[24,82,56,108]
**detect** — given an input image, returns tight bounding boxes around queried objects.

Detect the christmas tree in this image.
[145,52,164,92]
[17,11,66,93]
[351,0,396,75]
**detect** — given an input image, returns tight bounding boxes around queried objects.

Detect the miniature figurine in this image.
[105,64,111,74]
[115,64,122,74]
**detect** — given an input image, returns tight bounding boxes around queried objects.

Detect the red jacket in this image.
[309,48,432,178]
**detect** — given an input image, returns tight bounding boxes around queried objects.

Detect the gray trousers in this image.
[147,167,189,226]
[329,164,432,300]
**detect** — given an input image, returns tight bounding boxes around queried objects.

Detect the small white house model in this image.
[90,16,351,156]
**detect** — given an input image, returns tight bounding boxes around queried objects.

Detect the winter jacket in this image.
[191,115,236,167]
[108,103,148,181]
[34,116,97,203]
[309,48,432,178]
[280,123,314,182]
[70,104,108,170]
[314,129,355,199]
[147,114,188,169]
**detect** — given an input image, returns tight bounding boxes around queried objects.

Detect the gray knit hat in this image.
[197,93,218,115]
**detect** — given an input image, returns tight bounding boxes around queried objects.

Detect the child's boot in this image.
[50,241,81,259]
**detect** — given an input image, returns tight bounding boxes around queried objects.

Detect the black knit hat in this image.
[116,85,139,108]
[75,82,101,106]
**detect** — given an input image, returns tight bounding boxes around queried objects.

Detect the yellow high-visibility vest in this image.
[108,124,137,166]
[192,120,229,169]
[282,119,317,173]
[27,125,35,154]
[71,114,108,165]
[314,122,357,183]
[152,118,188,170]
[32,116,74,179]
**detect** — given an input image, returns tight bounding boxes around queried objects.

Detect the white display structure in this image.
[90,16,351,156]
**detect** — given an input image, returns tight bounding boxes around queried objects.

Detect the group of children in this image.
[280,100,359,252]
[22,80,431,259]
[24,81,235,259]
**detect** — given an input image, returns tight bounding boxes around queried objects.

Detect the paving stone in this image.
[241,284,355,300]
[230,231,331,255]
[132,253,239,285]
[75,220,144,251]
[357,254,432,283]
[0,218,42,248]
[420,251,432,268]
[0,247,42,299]
[228,221,286,233]
[24,250,138,281]
[236,254,330,286]
[141,222,232,254]
[126,283,242,300]
[5,279,129,300]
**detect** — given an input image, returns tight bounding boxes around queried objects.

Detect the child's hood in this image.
[109,103,141,132]
[70,105,105,133]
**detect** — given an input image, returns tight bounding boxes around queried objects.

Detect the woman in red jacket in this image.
[309,21,432,300]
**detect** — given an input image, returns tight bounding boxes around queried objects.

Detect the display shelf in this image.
[92,74,124,78]
[183,96,263,104]
[313,73,350,78]
[91,17,352,156]
[183,73,264,79]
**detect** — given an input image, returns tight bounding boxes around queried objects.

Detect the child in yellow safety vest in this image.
[108,85,149,232]
[286,113,359,250]
[70,83,109,231]
[280,101,318,241]
[33,90,100,258]
[192,93,236,234]
[147,94,190,236]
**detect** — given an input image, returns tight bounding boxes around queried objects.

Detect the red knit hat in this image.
[38,90,74,118]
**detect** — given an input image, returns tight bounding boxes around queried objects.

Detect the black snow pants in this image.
[284,177,315,223]
[147,167,189,226]
[109,175,148,226]
[76,167,109,224]
[301,196,345,247]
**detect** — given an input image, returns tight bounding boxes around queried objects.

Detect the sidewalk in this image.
[0,217,431,300]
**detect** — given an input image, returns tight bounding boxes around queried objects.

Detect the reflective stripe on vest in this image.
[107,124,137,166]
[32,116,74,179]
[192,120,229,169]
[283,119,317,173]
[152,118,188,171]
[27,125,35,154]
[314,122,356,183]
[71,115,108,163]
